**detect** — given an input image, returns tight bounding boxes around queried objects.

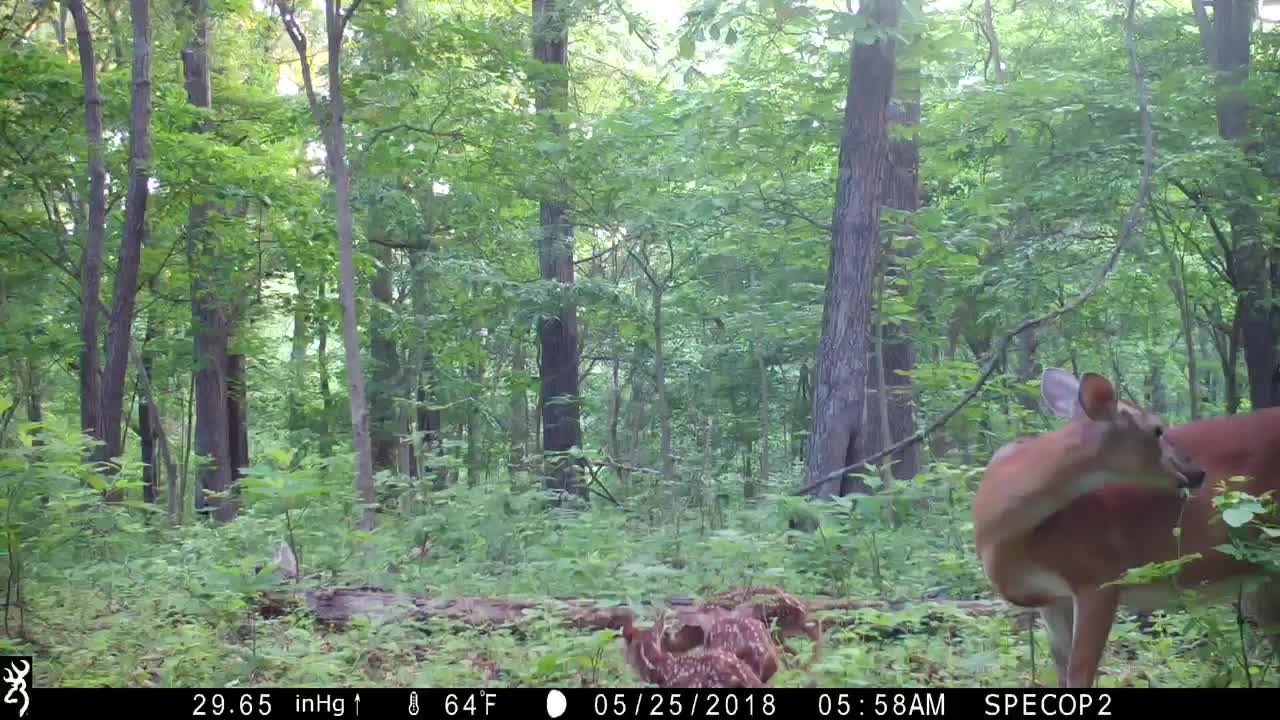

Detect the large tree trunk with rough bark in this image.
[532,0,584,499]
[1194,0,1277,410]
[181,0,235,521]
[802,0,900,499]
[67,0,106,451]
[857,55,920,488]
[97,0,151,503]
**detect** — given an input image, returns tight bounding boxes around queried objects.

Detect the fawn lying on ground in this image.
[620,614,763,688]
[662,605,779,683]
[666,586,821,672]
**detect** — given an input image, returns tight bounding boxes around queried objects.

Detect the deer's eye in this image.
[1154,426,1164,438]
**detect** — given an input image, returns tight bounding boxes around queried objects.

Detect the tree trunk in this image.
[405,249,444,486]
[24,358,42,427]
[1196,0,1277,410]
[857,55,921,486]
[509,327,529,475]
[67,0,106,451]
[96,0,151,502]
[368,237,401,472]
[650,285,673,483]
[331,5,376,530]
[180,0,235,521]
[607,354,620,462]
[288,269,310,434]
[317,278,334,453]
[466,354,484,485]
[802,0,900,499]
[1156,217,1200,419]
[754,346,769,498]
[532,0,584,499]
[101,0,126,67]
[227,354,249,481]
[139,319,158,504]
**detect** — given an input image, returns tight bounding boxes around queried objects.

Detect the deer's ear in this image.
[1077,372,1118,421]
[1041,368,1081,418]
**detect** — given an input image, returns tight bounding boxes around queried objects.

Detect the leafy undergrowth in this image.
[6,440,1272,689]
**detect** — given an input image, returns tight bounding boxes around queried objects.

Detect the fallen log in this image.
[255,586,1033,635]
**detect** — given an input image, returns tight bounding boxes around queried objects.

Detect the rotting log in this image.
[255,588,1032,635]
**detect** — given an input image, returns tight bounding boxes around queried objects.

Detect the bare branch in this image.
[272,0,328,152]
[796,0,1156,497]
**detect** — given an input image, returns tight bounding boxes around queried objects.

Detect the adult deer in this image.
[973,368,1280,687]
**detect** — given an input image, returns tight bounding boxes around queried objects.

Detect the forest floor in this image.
[15,462,1268,688]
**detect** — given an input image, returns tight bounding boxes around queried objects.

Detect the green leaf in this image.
[678,34,695,58]
[1223,506,1256,528]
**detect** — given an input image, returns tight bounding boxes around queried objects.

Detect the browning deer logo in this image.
[1,659,28,718]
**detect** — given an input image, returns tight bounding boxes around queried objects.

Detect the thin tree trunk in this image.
[532,0,584,498]
[802,0,900,499]
[140,319,158,503]
[227,354,249,481]
[653,285,674,483]
[317,278,333,453]
[97,0,151,502]
[754,346,769,498]
[288,269,309,434]
[466,353,484,485]
[67,0,106,451]
[275,0,376,528]
[124,340,178,519]
[1154,209,1200,419]
[326,0,377,530]
[509,326,529,475]
[607,354,620,462]
[101,0,126,67]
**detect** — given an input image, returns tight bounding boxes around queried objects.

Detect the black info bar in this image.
[20,686,1241,718]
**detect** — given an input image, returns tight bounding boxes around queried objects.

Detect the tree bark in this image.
[317,278,334,453]
[140,319,158,504]
[324,0,377,530]
[66,0,106,451]
[180,0,235,521]
[755,345,769,497]
[405,249,444,486]
[857,55,920,486]
[532,0,584,499]
[509,327,530,475]
[1195,0,1277,410]
[96,0,151,501]
[288,270,310,435]
[368,236,401,472]
[227,353,249,481]
[802,0,900,499]
[466,353,484,485]
[653,285,674,484]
